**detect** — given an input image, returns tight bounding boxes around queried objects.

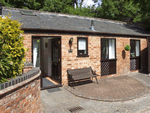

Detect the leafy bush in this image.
[0,15,26,83]
[124,45,131,51]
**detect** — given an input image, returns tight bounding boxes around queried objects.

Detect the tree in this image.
[0,0,42,10]
[41,0,73,13]
[96,0,140,22]
[128,0,150,31]
[66,6,96,17]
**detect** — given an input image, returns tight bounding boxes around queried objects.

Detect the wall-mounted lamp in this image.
[69,37,73,45]
[69,37,73,53]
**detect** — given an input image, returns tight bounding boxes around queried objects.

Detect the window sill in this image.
[130,57,140,59]
[77,55,89,57]
[101,59,117,62]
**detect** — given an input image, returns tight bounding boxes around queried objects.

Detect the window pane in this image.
[33,39,40,67]
[78,38,87,55]
[130,40,135,57]
[78,39,86,50]
[102,39,108,59]
[136,41,140,56]
[109,39,115,59]
[78,50,86,55]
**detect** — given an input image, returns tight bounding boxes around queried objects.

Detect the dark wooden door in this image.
[101,38,116,76]
[130,40,140,71]
[51,38,61,83]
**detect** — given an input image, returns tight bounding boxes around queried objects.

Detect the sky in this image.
[82,0,102,8]
[75,0,102,8]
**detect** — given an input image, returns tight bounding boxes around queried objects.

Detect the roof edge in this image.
[21,28,149,38]
[3,6,126,25]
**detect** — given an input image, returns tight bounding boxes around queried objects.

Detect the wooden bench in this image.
[67,67,98,84]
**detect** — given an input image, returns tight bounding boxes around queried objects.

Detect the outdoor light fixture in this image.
[69,37,73,45]
[0,4,2,15]
[69,37,73,53]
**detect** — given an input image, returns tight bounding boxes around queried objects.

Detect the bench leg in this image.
[95,77,98,84]
[73,80,76,89]
[91,77,93,82]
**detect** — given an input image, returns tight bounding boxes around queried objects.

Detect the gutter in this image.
[21,27,149,38]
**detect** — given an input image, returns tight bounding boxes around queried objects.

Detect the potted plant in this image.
[124,45,131,51]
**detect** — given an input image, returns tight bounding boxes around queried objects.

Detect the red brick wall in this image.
[0,72,43,113]
[22,33,148,85]
[23,34,32,63]
[23,66,33,73]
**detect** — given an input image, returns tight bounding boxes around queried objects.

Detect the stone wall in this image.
[0,70,43,113]
[22,33,148,85]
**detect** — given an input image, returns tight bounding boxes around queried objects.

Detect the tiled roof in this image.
[2,7,150,37]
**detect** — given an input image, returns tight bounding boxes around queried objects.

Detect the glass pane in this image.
[33,39,40,67]
[130,40,135,57]
[78,39,86,50]
[136,41,140,56]
[78,50,86,55]
[102,39,108,59]
[109,39,115,59]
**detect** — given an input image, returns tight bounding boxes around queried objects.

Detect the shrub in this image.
[124,45,131,51]
[0,15,26,83]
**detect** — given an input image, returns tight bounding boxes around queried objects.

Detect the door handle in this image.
[59,58,60,61]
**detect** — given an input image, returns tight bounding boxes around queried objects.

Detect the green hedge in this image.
[0,15,26,83]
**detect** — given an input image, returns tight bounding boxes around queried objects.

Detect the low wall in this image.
[0,68,43,113]
[23,66,33,73]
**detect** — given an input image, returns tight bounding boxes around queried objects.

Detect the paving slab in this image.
[41,73,150,113]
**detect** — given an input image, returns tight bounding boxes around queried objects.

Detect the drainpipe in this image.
[147,37,150,75]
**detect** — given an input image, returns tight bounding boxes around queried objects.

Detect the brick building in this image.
[2,7,150,85]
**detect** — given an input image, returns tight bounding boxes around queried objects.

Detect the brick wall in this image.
[22,33,148,85]
[23,66,33,73]
[0,71,43,113]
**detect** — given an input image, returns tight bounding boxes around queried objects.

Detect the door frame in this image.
[130,39,141,71]
[32,36,62,89]
[101,38,117,76]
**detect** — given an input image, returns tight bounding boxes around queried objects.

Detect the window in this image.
[130,40,140,58]
[77,37,88,57]
[33,39,40,67]
[101,38,116,60]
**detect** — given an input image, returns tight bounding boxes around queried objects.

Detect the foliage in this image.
[1,0,150,31]
[66,6,96,17]
[129,0,150,30]
[96,0,140,22]
[0,15,26,83]
[41,0,73,13]
[0,0,42,10]
[124,45,131,51]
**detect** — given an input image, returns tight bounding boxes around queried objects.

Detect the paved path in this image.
[65,76,150,102]
[41,73,150,113]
